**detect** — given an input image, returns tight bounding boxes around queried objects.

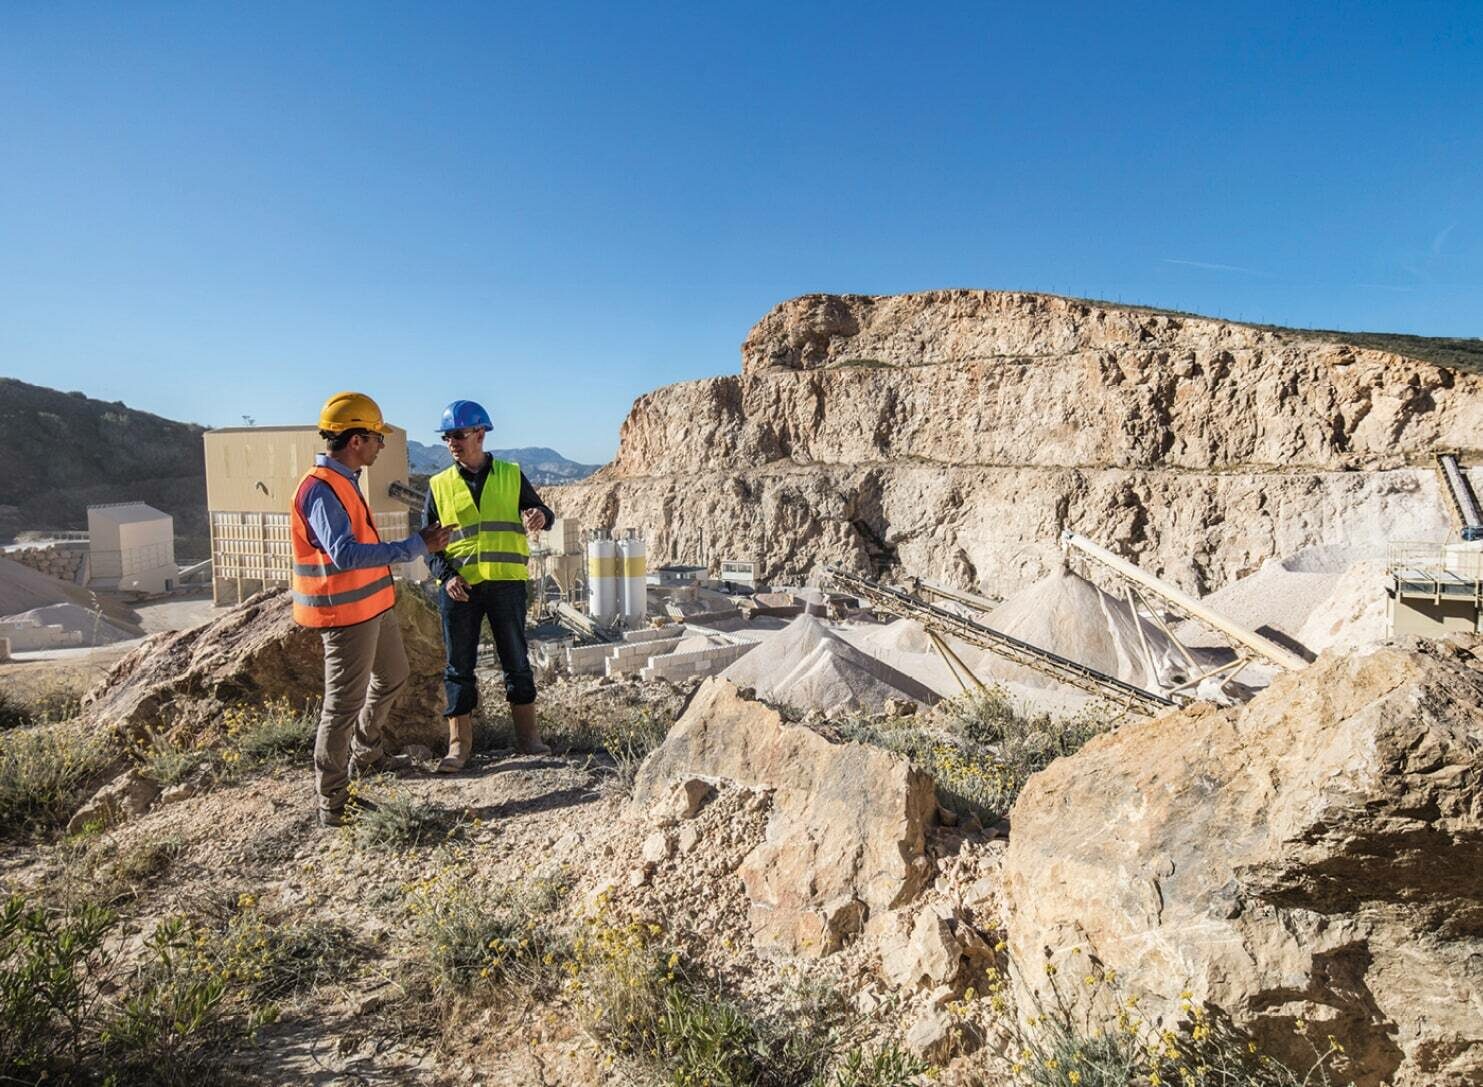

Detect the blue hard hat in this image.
[437,400,493,434]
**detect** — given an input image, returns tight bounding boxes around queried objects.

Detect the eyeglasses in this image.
[441,429,477,442]
[357,432,385,446]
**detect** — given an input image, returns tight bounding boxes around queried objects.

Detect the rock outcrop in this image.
[552,291,1482,596]
[999,638,1483,1087]
[633,677,938,956]
[81,586,447,750]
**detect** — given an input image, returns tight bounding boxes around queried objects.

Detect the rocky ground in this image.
[3,587,1480,1086]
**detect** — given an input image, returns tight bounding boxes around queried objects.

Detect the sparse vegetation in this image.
[59,833,186,908]
[821,1044,928,1086]
[1,890,344,1085]
[569,899,834,1087]
[601,708,671,791]
[222,697,317,765]
[0,679,84,731]
[981,951,1353,1087]
[0,720,115,840]
[346,780,462,851]
[837,687,1118,822]
[404,857,570,998]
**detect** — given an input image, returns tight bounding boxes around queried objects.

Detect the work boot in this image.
[350,751,413,778]
[512,703,551,755]
[319,794,379,828]
[436,714,473,773]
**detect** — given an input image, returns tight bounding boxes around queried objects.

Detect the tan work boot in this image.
[512,703,551,755]
[436,714,473,773]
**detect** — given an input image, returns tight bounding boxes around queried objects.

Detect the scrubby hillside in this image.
[0,378,208,559]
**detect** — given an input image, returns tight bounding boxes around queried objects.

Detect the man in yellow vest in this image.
[291,392,451,826]
[423,400,553,770]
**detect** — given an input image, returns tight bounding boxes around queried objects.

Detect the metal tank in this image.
[586,531,619,625]
[618,529,648,627]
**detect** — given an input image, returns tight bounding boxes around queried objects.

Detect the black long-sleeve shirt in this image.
[423,455,554,584]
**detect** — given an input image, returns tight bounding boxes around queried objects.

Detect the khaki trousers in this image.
[315,608,409,813]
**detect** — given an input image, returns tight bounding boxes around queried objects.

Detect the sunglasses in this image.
[441,429,479,442]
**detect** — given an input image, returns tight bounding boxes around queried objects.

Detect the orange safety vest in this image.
[289,466,397,628]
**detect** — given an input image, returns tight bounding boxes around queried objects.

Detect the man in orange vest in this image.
[290,392,451,827]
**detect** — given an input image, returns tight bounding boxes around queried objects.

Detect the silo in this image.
[586,531,619,625]
[618,529,647,627]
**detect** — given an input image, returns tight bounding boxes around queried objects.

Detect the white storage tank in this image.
[618,529,648,627]
[586,531,619,625]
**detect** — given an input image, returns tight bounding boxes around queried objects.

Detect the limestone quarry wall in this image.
[553,291,1483,596]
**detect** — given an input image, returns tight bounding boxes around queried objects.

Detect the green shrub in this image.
[0,894,114,1077]
[136,728,210,787]
[837,688,1117,823]
[983,955,1353,1087]
[101,916,237,1082]
[821,1043,928,1086]
[570,908,823,1087]
[347,782,462,851]
[601,709,670,790]
[0,681,86,730]
[406,860,569,996]
[222,698,317,764]
[0,722,115,840]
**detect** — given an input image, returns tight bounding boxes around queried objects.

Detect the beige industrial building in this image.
[87,503,176,595]
[204,425,420,606]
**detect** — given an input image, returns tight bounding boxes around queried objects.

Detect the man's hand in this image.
[420,523,452,551]
[444,575,471,602]
[521,508,549,534]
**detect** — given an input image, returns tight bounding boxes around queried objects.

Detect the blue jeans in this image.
[439,579,535,716]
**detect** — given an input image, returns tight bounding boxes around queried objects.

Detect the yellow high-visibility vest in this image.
[430,459,529,584]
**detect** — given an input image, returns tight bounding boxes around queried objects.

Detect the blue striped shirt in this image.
[297,454,428,570]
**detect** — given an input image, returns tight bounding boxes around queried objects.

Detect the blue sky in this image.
[2,2,1480,463]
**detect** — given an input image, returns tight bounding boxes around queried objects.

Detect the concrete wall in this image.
[639,641,755,682]
[0,618,83,651]
[4,543,87,583]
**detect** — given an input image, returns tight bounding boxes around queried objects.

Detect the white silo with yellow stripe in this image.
[618,529,648,627]
[586,530,619,625]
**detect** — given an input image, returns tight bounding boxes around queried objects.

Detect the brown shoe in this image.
[512,703,551,755]
[436,714,473,773]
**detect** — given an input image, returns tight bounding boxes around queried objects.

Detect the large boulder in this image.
[634,678,937,956]
[81,585,447,750]
[1000,640,1483,1087]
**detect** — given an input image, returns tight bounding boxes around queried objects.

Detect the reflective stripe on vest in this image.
[289,467,397,628]
[430,459,529,584]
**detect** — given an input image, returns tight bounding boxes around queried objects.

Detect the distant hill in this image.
[0,379,209,559]
[407,440,601,484]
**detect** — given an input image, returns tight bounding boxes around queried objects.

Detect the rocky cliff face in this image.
[553,292,1483,595]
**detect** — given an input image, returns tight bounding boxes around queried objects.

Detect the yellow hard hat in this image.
[317,391,389,435]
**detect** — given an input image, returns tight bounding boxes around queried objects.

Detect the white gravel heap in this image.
[720,613,938,715]
[984,564,1186,690]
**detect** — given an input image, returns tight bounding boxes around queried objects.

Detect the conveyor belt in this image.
[1436,453,1483,536]
[826,566,1177,716]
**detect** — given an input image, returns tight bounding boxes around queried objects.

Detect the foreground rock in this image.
[1001,639,1483,1087]
[634,678,937,955]
[81,586,446,749]
[553,290,1477,596]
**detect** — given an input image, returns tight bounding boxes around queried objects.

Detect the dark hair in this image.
[321,427,371,452]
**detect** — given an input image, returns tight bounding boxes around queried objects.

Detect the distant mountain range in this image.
[407,441,601,484]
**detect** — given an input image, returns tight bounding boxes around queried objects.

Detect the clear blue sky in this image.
[2,2,1479,464]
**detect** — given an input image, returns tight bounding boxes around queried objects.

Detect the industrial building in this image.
[1388,541,1483,637]
[204,424,420,606]
[86,503,176,595]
